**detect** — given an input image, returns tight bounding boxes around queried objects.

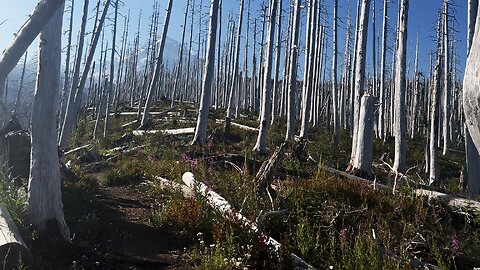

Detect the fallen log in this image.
[0,204,32,267]
[132,127,195,136]
[215,119,259,132]
[414,189,480,213]
[155,176,194,198]
[121,120,138,128]
[63,144,91,156]
[182,172,315,269]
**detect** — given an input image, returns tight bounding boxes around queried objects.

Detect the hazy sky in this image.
[0,0,469,79]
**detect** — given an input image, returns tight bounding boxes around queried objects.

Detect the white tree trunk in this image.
[332,0,339,144]
[191,0,220,145]
[28,3,70,240]
[253,0,278,154]
[393,0,409,173]
[349,0,371,165]
[378,0,388,139]
[442,0,451,156]
[352,94,374,179]
[465,0,480,198]
[140,0,173,127]
[285,0,301,141]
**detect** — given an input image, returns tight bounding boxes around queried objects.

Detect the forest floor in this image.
[5,100,480,269]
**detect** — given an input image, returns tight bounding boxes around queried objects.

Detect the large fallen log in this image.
[414,189,480,213]
[132,127,195,136]
[182,172,315,269]
[320,164,480,214]
[0,204,32,267]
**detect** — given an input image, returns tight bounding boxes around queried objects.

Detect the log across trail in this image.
[181,172,316,270]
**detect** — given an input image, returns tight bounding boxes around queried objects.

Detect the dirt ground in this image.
[32,183,192,269]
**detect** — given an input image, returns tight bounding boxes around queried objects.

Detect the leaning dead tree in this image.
[191,0,220,145]
[59,0,111,148]
[140,0,173,128]
[28,3,70,240]
[0,0,66,121]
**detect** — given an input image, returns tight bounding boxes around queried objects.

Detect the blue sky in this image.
[0,0,468,79]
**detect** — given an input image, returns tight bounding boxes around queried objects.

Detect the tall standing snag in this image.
[393,0,409,173]
[140,0,173,128]
[28,3,70,240]
[253,0,278,154]
[192,0,220,145]
[349,0,371,168]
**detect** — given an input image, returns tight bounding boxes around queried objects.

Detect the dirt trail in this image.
[90,185,191,269]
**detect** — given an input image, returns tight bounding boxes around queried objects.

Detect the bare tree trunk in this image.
[393,0,409,173]
[171,0,190,107]
[59,0,111,148]
[271,0,282,125]
[192,0,220,145]
[430,60,441,185]
[59,0,75,129]
[378,0,387,139]
[349,0,371,167]
[140,0,173,128]
[442,0,451,156]
[28,2,70,240]
[253,0,278,153]
[464,0,480,198]
[332,0,339,144]
[285,0,301,141]
[299,0,316,139]
[103,0,119,137]
[225,0,245,131]
[352,94,374,179]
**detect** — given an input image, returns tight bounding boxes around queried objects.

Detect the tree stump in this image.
[255,142,288,193]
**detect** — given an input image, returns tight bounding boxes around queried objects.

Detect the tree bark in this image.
[349,0,371,166]
[191,0,220,145]
[253,0,278,154]
[285,0,301,141]
[393,0,409,173]
[28,2,70,240]
[140,0,173,128]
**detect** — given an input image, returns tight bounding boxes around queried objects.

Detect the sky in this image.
[0,0,469,80]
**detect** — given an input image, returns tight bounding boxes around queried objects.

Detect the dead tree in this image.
[253,0,278,154]
[285,0,301,141]
[271,0,283,124]
[464,0,480,198]
[349,0,371,167]
[378,0,388,139]
[12,52,28,116]
[28,3,70,240]
[0,0,66,118]
[140,0,173,128]
[332,0,339,144]
[225,0,245,133]
[393,0,409,173]
[59,0,111,148]
[103,0,119,137]
[191,0,220,145]
[442,0,451,155]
